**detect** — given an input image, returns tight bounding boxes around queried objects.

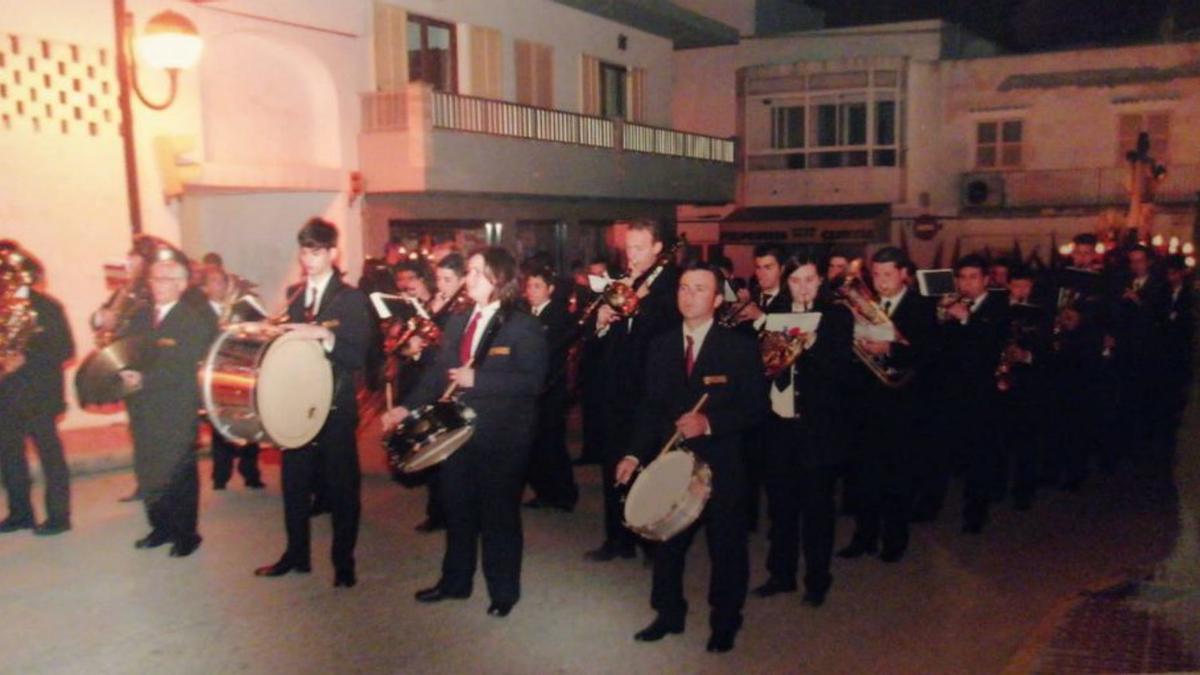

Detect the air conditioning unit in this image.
[961,172,1005,208]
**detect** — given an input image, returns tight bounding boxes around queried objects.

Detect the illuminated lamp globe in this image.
[136,11,202,70]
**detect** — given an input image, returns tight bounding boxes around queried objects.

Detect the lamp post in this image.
[112,0,202,235]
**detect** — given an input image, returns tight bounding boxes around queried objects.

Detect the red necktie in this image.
[685,335,695,378]
[459,312,481,365]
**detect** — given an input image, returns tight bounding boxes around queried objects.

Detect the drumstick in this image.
[439,358,474,402]
[385,381,393,411]
[656,392,709,460]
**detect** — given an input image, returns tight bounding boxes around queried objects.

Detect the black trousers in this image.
[280,413,361,573]
[527,386,578,507]
[762,418,837,593]
[210,428,261,487]
[144,454,199,542]
[602,445,639,552]
[0,413,71,524]
[651,468,748,633]
[851,396,915,553]
[437,438,530,605]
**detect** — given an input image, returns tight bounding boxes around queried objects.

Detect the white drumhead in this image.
[255,331,333,448]
[625,452,697,527]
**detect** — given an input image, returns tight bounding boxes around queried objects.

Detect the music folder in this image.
[917,268,956,297]
[369,292,418,321]
[765,312,822,334]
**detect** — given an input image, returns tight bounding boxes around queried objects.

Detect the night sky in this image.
[795,0,1199,51]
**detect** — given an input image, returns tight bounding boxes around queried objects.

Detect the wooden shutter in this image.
[516,40,554,108]
[372,2,408,92]
[627,66,646,122]
[580,54,600,116]
[468,25,502,99]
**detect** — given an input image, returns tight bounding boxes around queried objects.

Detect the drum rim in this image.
[202,322,280,446]
[623,451,710,537]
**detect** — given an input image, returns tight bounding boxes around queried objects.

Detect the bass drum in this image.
[201,322,333,449]
[623,450,712,542]
[386,400,476,474]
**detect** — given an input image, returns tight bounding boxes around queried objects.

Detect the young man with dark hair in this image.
[839,246,937,562]
[254,218,371,588]
[522,266,578,512]
[616,261,768,653]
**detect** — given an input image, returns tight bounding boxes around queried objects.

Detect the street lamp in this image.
[112,1,203,235]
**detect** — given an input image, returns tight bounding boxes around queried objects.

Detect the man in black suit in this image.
[0,245,75,535]
[575,257,611,467]
[997,266,1051,511]
[200,266,264,491]
[522,265,578,512]
[933,255,1009,533]
[615,263,768,653]
[1159,254,1194,448]
[1110,244,1167,461]
[121,250,217,557]
[838,247,937,563]
[254,218,371,588]
[387,247,548,618]
[587,220,681,562]
[754,255,854,606]
[730,245,792,531]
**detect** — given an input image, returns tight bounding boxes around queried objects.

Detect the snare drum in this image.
[386,399,476,474]
[623,450,712,542]
[200,322,333,448]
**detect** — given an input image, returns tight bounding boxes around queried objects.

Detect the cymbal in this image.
[75,335,159,407]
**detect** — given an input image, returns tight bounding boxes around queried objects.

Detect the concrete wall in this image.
[386,0,677,127]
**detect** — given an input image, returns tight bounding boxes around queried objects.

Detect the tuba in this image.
[0,247,42,373]
[837,275,914,389]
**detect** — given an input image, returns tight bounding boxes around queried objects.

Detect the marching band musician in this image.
[754,255,854,608]
[0,244,75,535]
[120,247,217,557]
[383,247,547,618]
[998,266,1051,511]
[254,218,371,588]
[521,265,579,512]
[838,247,937,563]
[615,262,769,653]
[731,244,792,532]
[200,266,265,492]
[929,255,1009,534]
[586,219,681,563]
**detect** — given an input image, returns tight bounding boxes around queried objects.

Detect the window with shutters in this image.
[1117,111,1169,165]
[599,61,626,119]
[975,119,1022,169]
[407,13,456,93]
[468,26,501,99]
[515,40,553,108]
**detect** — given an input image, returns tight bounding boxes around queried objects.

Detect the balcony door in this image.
[599,61,627,119]
[407,14,457,93]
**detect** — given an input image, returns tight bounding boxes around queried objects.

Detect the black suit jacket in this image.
[939,291,1009,395]
[286,273,372,416]
[630,324,768,481]
[784,297,855,467]
[404,306,548,450]
[0,290,75,420]
[734,287,792,337]
[876,289,938,390]
[532,299,571,391]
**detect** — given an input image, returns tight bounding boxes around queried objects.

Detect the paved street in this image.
[0,393,1196,674]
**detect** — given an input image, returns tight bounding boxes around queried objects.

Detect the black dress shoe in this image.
[523,498,545,509]
[633,616,684,642]
[486,602,514,617]
[0,517,34,533]
[706,629,737,653]
[254,559,312,576]
[414,585,470,603]
[134,531,171,549]
[414,518,445,533]
[879,547,906,563]
[961,520,985,535]
[752,578,798,598]
[1012,495,1032,512]
[334,569,357,588]
[33,521,71,536]
[245,480,266,489]
[836,541,877,559]
[118,490,142,503]
[802,589,827,607]
[213,483,227,491]
[584,543,636,562]
[170,536,202,557]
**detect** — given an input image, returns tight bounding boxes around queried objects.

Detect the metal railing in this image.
[361,89,734,163]
[996,164,1200,207]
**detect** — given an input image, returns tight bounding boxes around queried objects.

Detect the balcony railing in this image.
[980,164,1200,208]
[361,89,734,164]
